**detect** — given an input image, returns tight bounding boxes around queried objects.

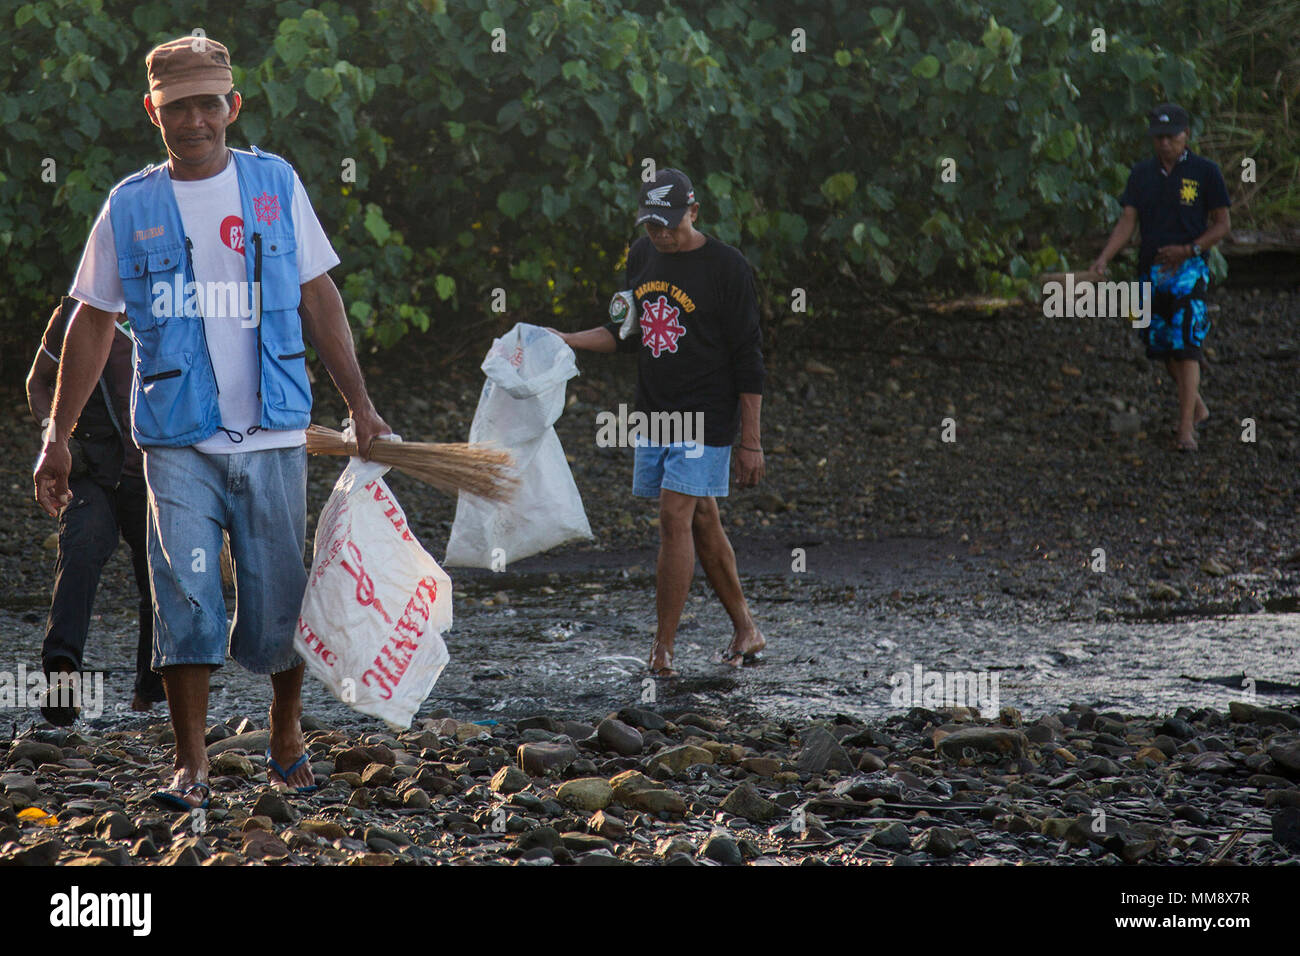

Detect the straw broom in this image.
[305,424,518,503]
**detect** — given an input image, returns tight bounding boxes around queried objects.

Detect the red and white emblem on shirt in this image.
[220,215,245,253]
[639,295,686,357]
[253,191,281,225]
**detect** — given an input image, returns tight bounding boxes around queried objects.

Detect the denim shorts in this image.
[143,445,307,673]
[633,443,732,498]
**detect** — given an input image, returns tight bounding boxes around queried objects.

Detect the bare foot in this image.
[267,703,314,790]
[1195,398,1209,427]
[720,627,766,667]
[647,640,677,677]
[131,694,154,712]
[155,769,210,809]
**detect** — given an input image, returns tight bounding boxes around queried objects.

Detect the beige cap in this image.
[146,36,234,106]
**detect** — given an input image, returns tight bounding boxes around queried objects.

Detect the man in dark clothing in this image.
[552,168,767,676]
[1092,103,1231,451]
[26,296,165,723]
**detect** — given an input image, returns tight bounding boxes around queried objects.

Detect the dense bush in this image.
[0,0,1291,365]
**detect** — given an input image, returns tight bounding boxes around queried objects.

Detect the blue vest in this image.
[108,146,313,447]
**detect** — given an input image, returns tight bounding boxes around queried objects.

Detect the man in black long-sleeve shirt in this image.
[553,169,767,676]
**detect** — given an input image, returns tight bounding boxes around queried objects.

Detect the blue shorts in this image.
[1141,257,1210,359]
[143,445,307,674]
[633,444,732,498]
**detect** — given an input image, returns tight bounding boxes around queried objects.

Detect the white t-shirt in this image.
[70,152,340,453]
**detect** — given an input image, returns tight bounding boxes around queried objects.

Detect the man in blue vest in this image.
[33,36,391,809]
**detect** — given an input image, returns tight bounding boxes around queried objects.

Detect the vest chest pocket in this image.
[255,234,300,311]
[117,244,186,332]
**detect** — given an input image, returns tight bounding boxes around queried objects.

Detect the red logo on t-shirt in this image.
[253,191,281,225]
[220,215,245,254]
[640,295,686,357]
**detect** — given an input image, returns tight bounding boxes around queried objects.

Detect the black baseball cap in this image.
[1148,103,1189,136]
[635,168,696,228]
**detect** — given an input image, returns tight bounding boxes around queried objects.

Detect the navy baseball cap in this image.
[635,168,696,228]
[1148,103,1189,136]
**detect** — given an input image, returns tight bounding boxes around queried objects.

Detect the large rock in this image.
[616,707,667,732]
[1079,755,1126,777]
[205,730,271,757]
[517,742,578,777]
[609,770,686,816]
[333,745,396,774]
[1267,738,1300,778]
[515,826,564,852]
[300,819,348,841]
[242,830,289,861]
[596,718,643,756]
[935,727,1028,759]
[912,826,959,857]
[869,822,910,849]
[1228,702,1300,730]
[251,791,293,824]
[646,744,713,774]
[556,778,613,812]
[7,740,63,766]
[211,752,256,778]
[719,783,779,823]
[700,835,742,865]
[797,726,855,775]
[1272,808,1300,851]
[1186,751,1236,774]
[490,766,531,794]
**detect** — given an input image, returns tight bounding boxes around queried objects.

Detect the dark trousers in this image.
[41,473,164,702]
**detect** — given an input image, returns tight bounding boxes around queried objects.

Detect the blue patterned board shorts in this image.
[1141,256,1210,360]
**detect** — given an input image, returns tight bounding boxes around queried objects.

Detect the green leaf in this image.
[629,72,648,100]
[304,68,336,101]
[912,55,941,79]
[834,50,852,67]
[363,204,391,244]
[820,172,857,204]
[434,274,456,300]
[497,190,529,219]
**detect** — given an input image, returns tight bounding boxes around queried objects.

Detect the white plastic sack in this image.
[297,450,452,730]
[444,322,592,568]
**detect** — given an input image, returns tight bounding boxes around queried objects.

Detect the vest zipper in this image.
[185,236,220,395]
[253,231,263,403]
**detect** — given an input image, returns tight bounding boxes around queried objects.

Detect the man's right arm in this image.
[1091,205,1138,275]
[33,302,116,516]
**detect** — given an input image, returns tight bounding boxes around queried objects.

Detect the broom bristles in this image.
[305,424,518,503]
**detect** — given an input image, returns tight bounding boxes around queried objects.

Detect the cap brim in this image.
[151,79,234,106]
[635,206,687,228]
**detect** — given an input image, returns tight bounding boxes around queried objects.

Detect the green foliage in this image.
[0,0,1291,354]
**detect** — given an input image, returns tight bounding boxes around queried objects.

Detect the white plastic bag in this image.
[297,445,452,730]
[444,322,592,568]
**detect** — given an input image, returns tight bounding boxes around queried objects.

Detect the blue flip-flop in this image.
[150,781,210,811]
[266,750,319,794]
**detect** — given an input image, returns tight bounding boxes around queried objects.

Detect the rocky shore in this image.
[3,699,1298,866]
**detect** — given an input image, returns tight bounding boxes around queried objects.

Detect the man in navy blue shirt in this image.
[1092,104,1231,451]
